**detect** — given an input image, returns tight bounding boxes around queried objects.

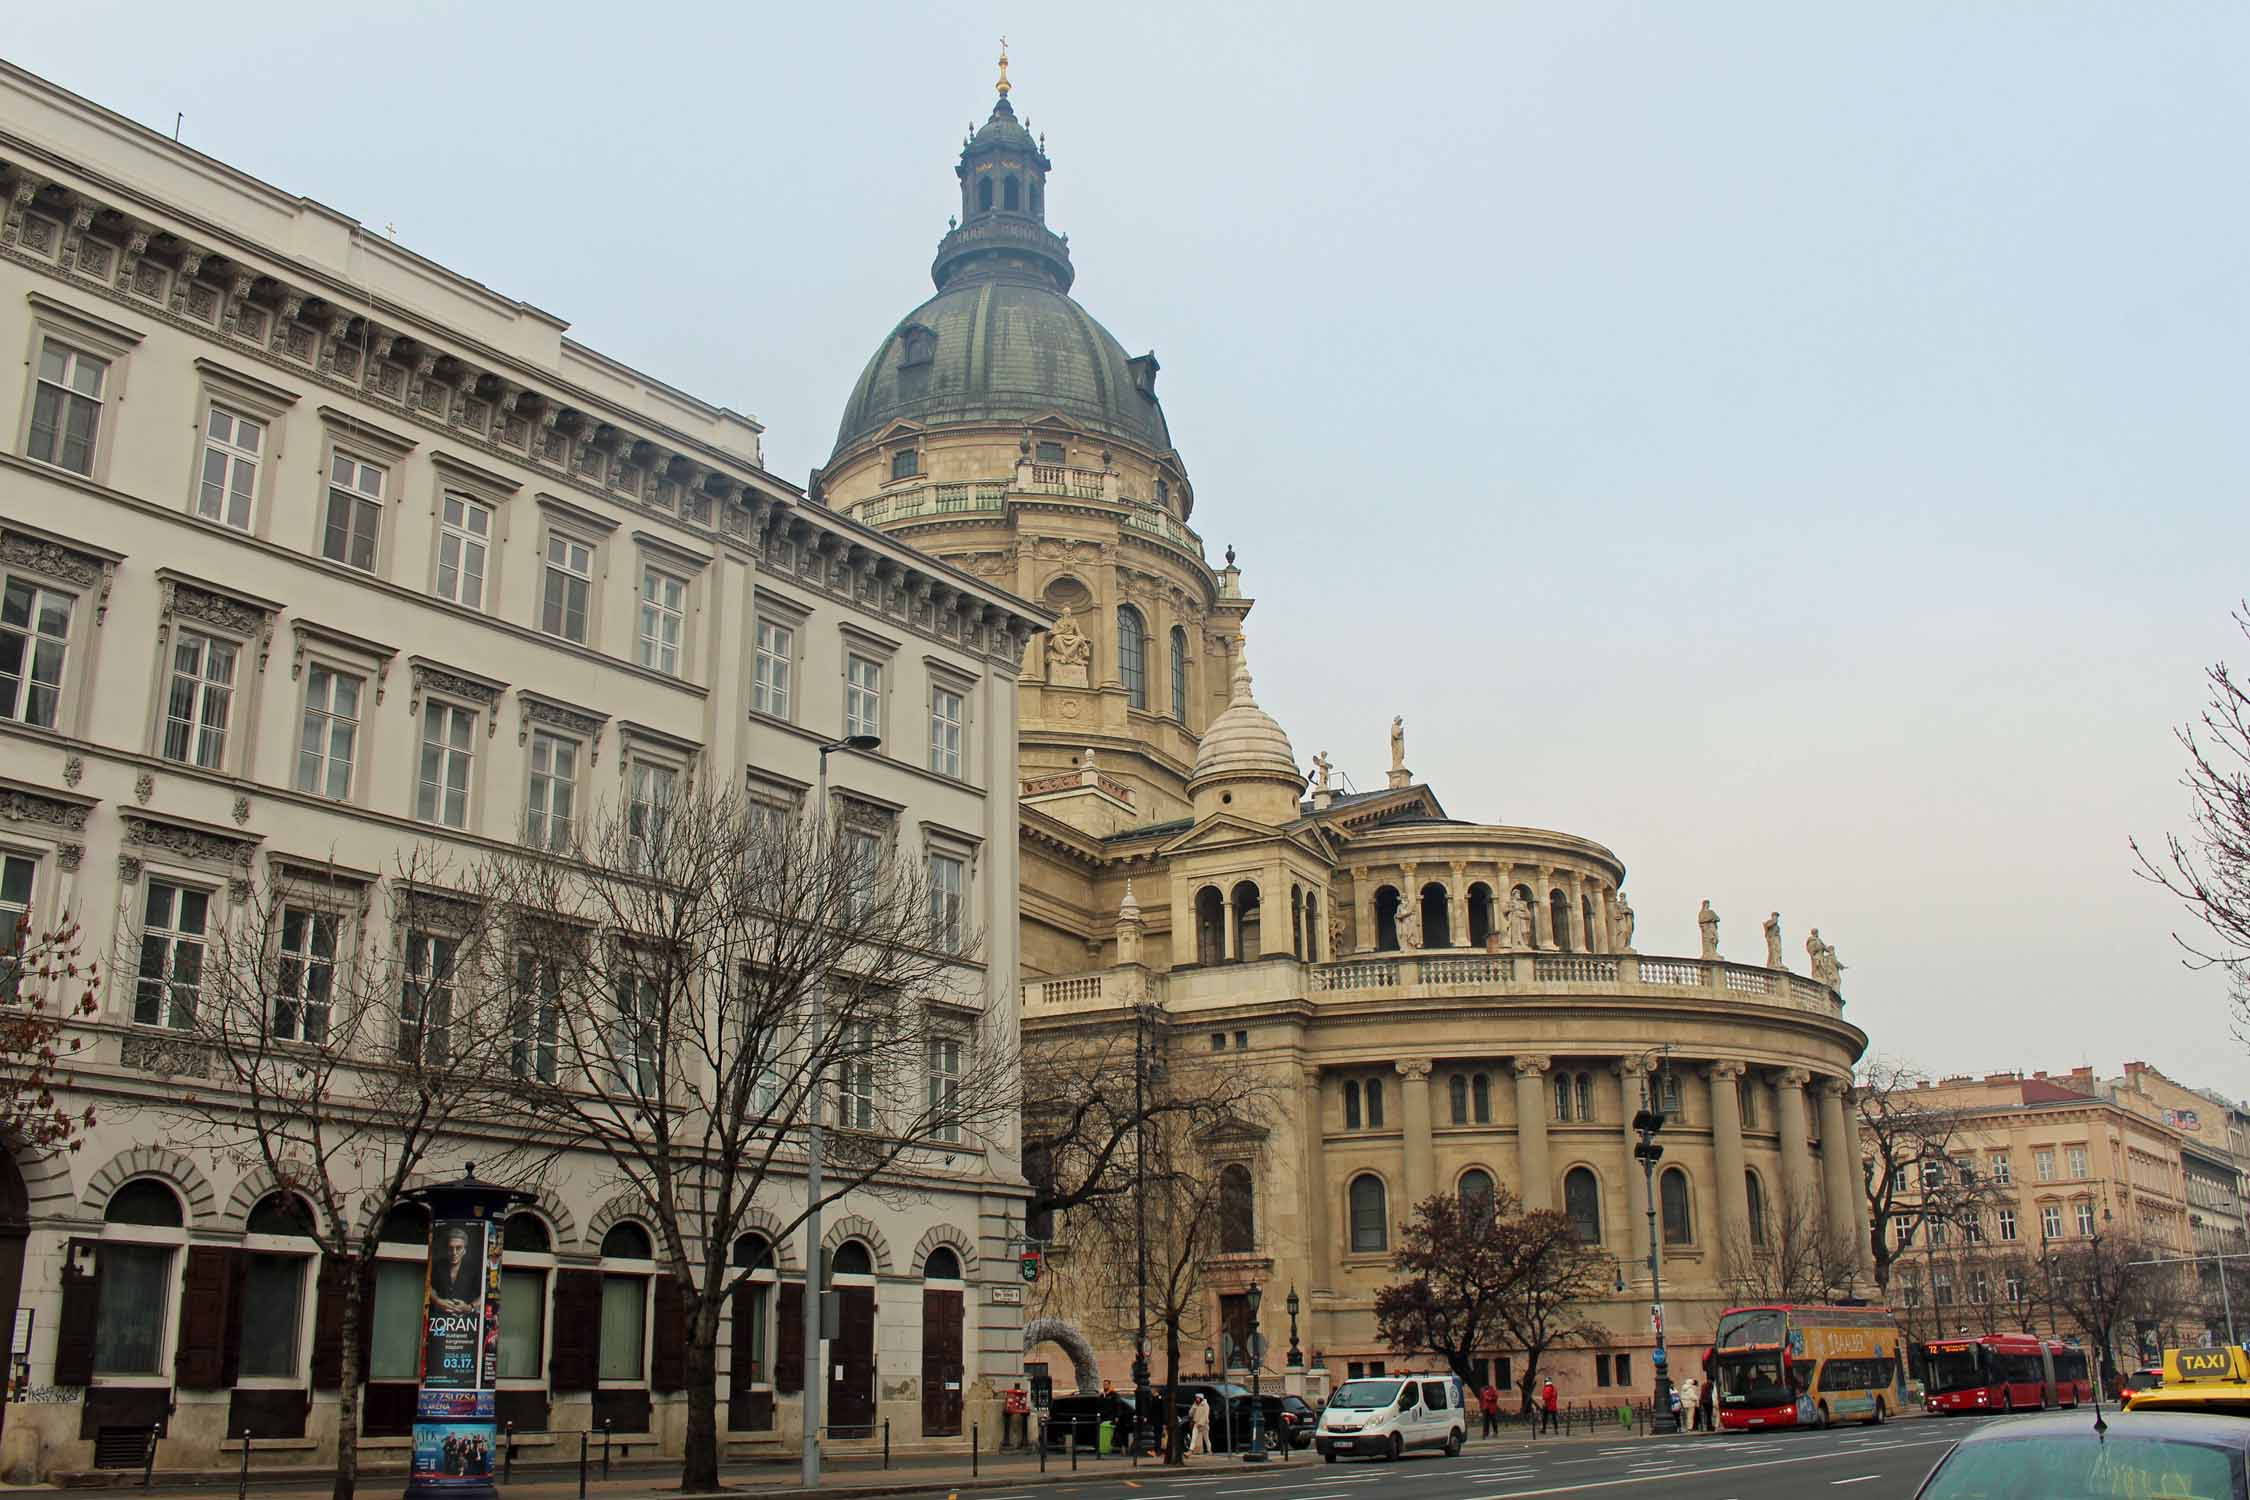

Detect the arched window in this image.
[600,1222,653,1260]
[734,1233,775,1269]
[1583,894,1597,951]
[1467,884,1494,947]
[1563,1168,1602,1244]
[1659,1071,1683,1119]
[1472,1073,1492,1123]
[380,1203,429,1244]
[924,1246,962,1280]
[246,1191,314,1237]
[1459,1169,1495,1221]
[1366,1078,1386,1129]
[1030,180,1044,218]
[1449,1074,1469,1125]
[1231,880,1260,960]
[1660,1168,1693,1246]
[502,1213,551,1254]
[1305,894,1320,961]
[1220,1164,1255,1253]
[1349,1175,1388,1253]
[977,177,993,213]
[1746,1171,1768,1248]
[1291,887,1304,958]
[1003,176,1021,211]
[1376,887,1403,951]
[1553,1074,1572,1122]
[733,1233,776,1394]
[1576,1073,1594,1122]
[97,1180,187,1378]
[1195,886,1225,966]
[107,1179,183,1228]
[1420,883,1451,949]
[831,1240,874,1277]
[1170,627,1189,720]
[1117,605,1148,709]
[1549,890,1573,952]
[1343,1079,1362,1130]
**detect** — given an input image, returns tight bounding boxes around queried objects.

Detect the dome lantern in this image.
[1189,638,1303,825]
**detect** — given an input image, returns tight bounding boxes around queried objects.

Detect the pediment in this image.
[876,419,926,442]
[1156,812,1288,857]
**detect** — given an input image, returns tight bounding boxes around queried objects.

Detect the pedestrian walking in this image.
[1188,1393,1212,1457]
[1677,1377,1699,1433]
[1698,1377,1715,1433]
[1479,1380,1502,1438]
[1538,1378,1560,1434]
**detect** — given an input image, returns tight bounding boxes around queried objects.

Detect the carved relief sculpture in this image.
[1046,605,1091,687]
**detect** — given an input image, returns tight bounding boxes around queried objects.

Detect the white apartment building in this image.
[0,60,1043,1480]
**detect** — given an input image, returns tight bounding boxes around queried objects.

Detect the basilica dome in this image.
[828,84,1173,463]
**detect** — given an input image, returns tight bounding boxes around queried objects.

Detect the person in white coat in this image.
[1679,1377,1702,1431]
[1188,1393,1212,1456]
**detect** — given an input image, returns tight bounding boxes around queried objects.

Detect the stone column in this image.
[1398,1059,1435,1208]
[1595,886,1616,954]
[1531,876,1555,950]
[1301,1065,1331,1286]
[1617,1058,1652,1282]
[1515,1056,1553,1210]
[1817,1079,1862,1263]
[1708,1062,1751,1256]
[1447,861,1467,948]
[1840,1087,1876,1273]
[1221,893,1237,961]
[1777,1067,1816,1220]
[1348,866,1371,956]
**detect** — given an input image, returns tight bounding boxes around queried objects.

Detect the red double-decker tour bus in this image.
[1706,1304,1910,1430]
[1923,1333,2092,1414]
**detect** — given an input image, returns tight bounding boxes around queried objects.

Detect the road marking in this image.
[1461,1434,1960,1499]
[1831,1477,1879,1486]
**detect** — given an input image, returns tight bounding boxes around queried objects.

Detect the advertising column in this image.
[403,1171,533,1500]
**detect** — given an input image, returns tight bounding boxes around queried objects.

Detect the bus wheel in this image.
[1816,1403,1830,1430]
[1863,1399,1885,1427]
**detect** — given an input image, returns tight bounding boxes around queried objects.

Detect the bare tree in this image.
[2046,1229,2194,1386]
[1484,1207,1609,1414]
[1856,1058,2006,1290]
[1375,1187,1535,1386]
[2133,601,2250,1021]
[136,855,521,1500]
[1719,1186,1864,1306]
[459,788,1014,1490]
[0,905,99,1153]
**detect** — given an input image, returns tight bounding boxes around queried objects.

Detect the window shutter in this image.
[53,1241,101,1387]
[651,1275,687,1394]
[217,1250,251,1388]
[175,1246,238,1388]
[774,1283,804,1394]
[549,1270,602,1394]
[310,1255,350,1389]
[729,1281,760,1396]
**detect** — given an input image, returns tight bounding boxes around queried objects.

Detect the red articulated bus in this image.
[1923,1333,2092,1414]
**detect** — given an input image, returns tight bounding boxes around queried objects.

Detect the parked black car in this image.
[1278,1394,1319,1449]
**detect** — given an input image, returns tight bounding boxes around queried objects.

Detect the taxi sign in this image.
[2167,1346,2250,1383]
[2126,1347,2250,1414]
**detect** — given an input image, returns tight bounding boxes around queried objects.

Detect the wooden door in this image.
[828,1287,876,1436]
[920,1289,963,1436]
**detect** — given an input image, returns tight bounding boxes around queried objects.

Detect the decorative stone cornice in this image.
[518,692,609,757]
[2,523,118,620]
[122,812,259,869]
[408,657,506,731]
[0,778,93,832]
[289,619,397,701]
[156,569,279,668]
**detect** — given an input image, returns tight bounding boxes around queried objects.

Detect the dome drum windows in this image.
[1348,1174,1389,1254]
[1449,1072,1494,1125]
[1563,1167,1602,1245]
[1219,1165,1255,1253]
[1660,1167,1694,1246]
[1552,1070,1597,1122]
[1458,1169,1496,1220]
[1117,605,1148,710]
[1342,1075,1387,1131]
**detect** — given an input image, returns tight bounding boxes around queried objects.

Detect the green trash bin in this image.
[1098,1420,1115,1455]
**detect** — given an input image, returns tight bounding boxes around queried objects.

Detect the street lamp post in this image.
[1286,1288,1302,1368]
[1629,1048,1676,1432]
[1244,1281,1267,1461]
[801,732,880,1488]
[1132,1001,1157,1454]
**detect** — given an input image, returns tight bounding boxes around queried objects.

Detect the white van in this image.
[1314,1375,1466,1461]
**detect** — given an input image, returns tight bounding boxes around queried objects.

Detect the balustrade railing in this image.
[1417,955,1515,985]
[1723,967,1772,994]
[1313,960,1399,992]
[1029,975,1104,1006]
[1533,955,1619,983]
[854,482,1007,526]
[1639,958,1704,986]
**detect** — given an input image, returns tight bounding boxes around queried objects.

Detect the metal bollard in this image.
[971,1423,979,1477]
[884,1418,891,1470]
[578,1431,589,1500]
[1069,1427,1077,1470]
[504,1421,515,1484]
[1039,1419,1047,1472]
[237,1428,251,1500]
[602,1419,612,1479]
[142,1424,160,1488]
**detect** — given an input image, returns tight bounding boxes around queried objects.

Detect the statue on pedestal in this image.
[1046,606,1091,687]
[1698,900,1721,960]
[1763,912,1784,970]
[1614,892,1635,952]
[1395,896,1422,951]
[1504,892,1534,951]
[1806,929,1846,988]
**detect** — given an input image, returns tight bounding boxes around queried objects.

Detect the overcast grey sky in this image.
[16,4,2247,1093]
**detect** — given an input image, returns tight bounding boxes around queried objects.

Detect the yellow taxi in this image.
[2124,1346,2250,1417]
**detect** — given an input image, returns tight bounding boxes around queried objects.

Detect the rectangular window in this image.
[2035,1150,2055,1182]
[1929,1219,1947,1247]
[0,577,71,728]
[752,620,793,719]
[134,880,209,1028]
[416,701,476,828]
[1933,1270,1952,1306]
[928,853,964,952]
[1,851,33,999]
[1892,1164,1910,1194]
[295,665,362,800]
[2042,1204,2064,1239]
[845,655,881,740]
[2067,1147,2088,1179]
[927,1035,962,1143]
[524,732,579,851]
[838,1019,875,1130]
[93,1244,170,1374]
[369,1260,425,1380]
[637,568,685,675]
[1991,1154,2013,1185]
[435,494,493,609]
[197,407,262,529]
[27,340,106,475]
[1997,1208,2018,1241]
[1615,1353,1631,1386]
[598,1276,645,1381]
[627,762,676,871]
[930,687,963,778]
[498,1269,546,1379]
[541,533,593,643]
[845,829,881,923]
[402,931,456,1064]
[616,971,660,1099]
[273,905,338,1044]
[511,950,561,1085]
[236,1253,305,1377]
[2077,1202,2096,1237]
[323,452,385,571]
[162,631,237,768]
[1594,1353,1611,1387]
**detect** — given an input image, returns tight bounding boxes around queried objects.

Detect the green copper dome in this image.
[828,83,1173,462]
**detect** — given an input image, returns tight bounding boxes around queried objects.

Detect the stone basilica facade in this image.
[820,66,1873,1395]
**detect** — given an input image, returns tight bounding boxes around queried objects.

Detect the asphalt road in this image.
[925,1414,2048,1500]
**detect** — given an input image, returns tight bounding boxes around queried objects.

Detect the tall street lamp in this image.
[1629,1048,1676,1432]
[802,732,880,1488]
[1244,1281,1267,1461]
[1286,1287,1302,1368]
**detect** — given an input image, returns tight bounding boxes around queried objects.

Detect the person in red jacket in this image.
[1538,1377,1560,1434]
[1478,1380,1501,1438]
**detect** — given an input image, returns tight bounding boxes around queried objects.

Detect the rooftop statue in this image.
[1698,900,1721,961]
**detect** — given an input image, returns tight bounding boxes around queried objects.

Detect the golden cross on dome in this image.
[997,37,1012,96]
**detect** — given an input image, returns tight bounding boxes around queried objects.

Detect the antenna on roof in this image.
[173,113,182,143]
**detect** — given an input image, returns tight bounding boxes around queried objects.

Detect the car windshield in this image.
[1329,1380,1403,1410]
[1928,1347,1988,1394]
[1920,1433,2241,1500]
[1717,1354,1790,1406]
